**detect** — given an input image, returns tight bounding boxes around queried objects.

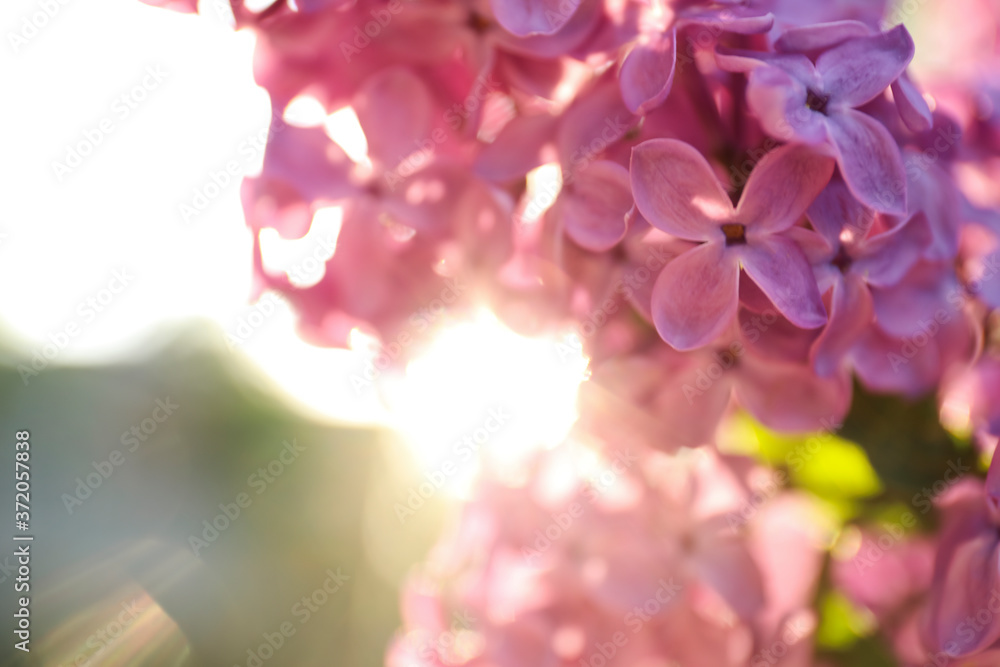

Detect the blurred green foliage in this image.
[739,382,982,666]
[0,324,447,667]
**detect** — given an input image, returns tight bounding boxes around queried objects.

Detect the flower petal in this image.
[714,46,770,74]
[868,262,956,339]
[560,161,633,251]
[244,124,357,238]
[738,303,820,365]
[583,347,732,450]
[901,149,961,261]
[738,235,828,329]
[630,139,734,241]
[852,212,933,287]
[806,175,874,247]
[382,161,479,236]
[619,29,677,115]
[715,48,818,81]
[622,231,694,322]
[677,6,774,35]
[920,489,1000,659]
[491,0,602,57]
[824,108,907,215]
[557,80,636,174]
[751,495,828,623]
[817,25,915,109]
[692,534,766,619]
[491,0,580,36]
[774,20,872,54]
[736,355,851,432]
[736,143,835,234]
[892,71,933,133]
[746,64,829,144]
[811,274,874,377]
[353,67,434,169]
[979,253,1000,310]
[787,226,838,267]
[851,324,941,396]
[651,241,739,350]
[989,449,1000,521]
[474,113,559,183]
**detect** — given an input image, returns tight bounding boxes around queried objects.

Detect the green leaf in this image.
[816,591,876,649]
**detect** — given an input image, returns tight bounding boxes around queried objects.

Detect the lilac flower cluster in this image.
[141,0,1000,664]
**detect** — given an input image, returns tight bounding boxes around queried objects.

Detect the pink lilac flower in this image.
[918,471,1000,662]
[831,528,941,667]
[475,75,637,250]
[134,0,1000,664]
[489,0,597,38]
[833,529,935,624]
[630,138,832,350]
[846,263,980,397]
[753,0,889,38]
[942,356,1000,440]
[582,327,851,448]
[386,441,825,667]
[717,25,916,214]
[618,0,775,115]
[773,20,933,134]
[804,176,933,376]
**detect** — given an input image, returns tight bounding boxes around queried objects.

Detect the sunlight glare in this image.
[258,206,343,287]
[237,296,387,424]
[283,94,329,127]
[383,310,589,497]
[522,163,563,223]
[244,0,281,12]
[325,107,370,164]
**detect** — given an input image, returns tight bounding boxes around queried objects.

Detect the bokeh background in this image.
[0,0,994,665]
[0,2,454,663]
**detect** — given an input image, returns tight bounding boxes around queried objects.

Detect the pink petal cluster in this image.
[138,0,1000,432]
[386,442,826,667]
[911,470,1000,665]
[139,0,1000,663]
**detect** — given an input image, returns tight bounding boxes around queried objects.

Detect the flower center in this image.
[833,246,853,273]
[721,223,747,246]
[806,89,830,115]
[467,12,491,33]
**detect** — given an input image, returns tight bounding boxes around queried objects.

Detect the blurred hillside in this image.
[0,324,447,667]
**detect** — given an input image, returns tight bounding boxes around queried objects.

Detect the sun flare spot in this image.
[325,107,370,165]
[283,94,329,127]
[383,310,589,497]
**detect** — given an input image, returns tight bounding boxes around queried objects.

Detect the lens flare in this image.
[383,310,590,497]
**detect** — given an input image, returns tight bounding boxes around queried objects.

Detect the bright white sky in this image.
[0,0,393,422]
[0,0,588,471]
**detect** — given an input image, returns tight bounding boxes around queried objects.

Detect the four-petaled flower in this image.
[718,25,916,215]
[630,139,834,350]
